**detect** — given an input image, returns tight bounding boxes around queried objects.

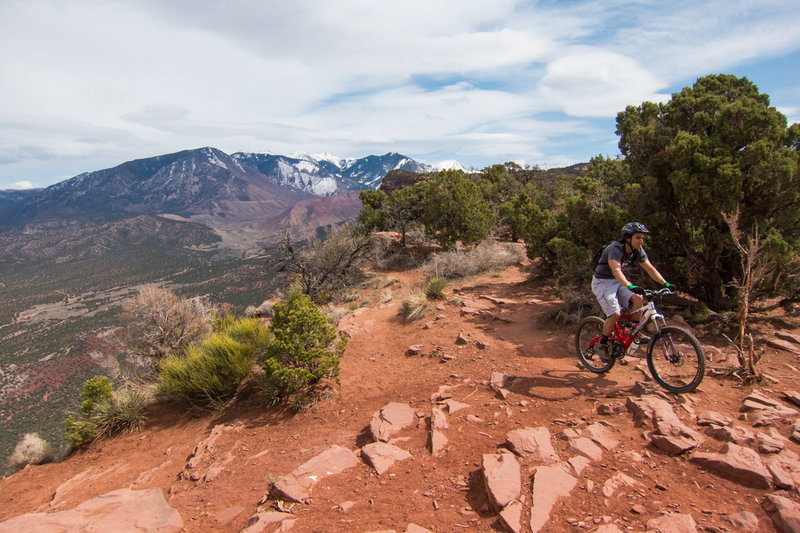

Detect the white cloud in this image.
[0,0,799,186]
[537,48,669,117]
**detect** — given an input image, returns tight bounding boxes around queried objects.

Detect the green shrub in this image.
[65,417,99,448]
[65,376,148,448]
[425,277,447,300]
[260,287,345,405]
[79,375,113,416]
[216,315,271,361]
[160,333,254,409]
[92,389,147,437]
[399,291,429,323]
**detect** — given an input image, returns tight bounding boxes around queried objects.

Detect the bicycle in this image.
[575,287,705,393]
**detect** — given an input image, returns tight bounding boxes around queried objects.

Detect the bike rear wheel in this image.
[646,326,705,393]
[575,316,615,374]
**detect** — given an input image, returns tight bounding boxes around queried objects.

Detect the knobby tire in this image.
[575,316,615,374]
[646,326,705,393]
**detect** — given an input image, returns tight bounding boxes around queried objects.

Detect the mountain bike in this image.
[575,287,705,393]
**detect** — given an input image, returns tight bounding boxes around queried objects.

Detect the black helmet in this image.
[621,222,650,238]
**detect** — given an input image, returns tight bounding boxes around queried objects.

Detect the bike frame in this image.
[592,289,670,352]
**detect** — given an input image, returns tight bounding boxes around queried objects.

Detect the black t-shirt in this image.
[594,241,648,280]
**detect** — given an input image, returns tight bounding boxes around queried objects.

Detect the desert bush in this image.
[425,277,447,300]
[159,333,255,409]
[8,433,54,469]
[423,240,524,280]
[273,224,371,300]
[65,376,148,448]
[399,291,429,323]
[92,388,148,437]
[260,287,345,405]
[114,286,216,379]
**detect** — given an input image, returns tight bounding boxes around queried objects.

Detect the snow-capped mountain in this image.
[232,151,436,196]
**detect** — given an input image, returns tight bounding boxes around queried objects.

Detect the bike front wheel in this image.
[575,316,615,374]
[646,326,705,393]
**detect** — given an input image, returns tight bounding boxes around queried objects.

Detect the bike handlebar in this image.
[643,287,673,298]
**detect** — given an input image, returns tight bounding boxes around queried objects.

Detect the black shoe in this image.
[596,342,610,362]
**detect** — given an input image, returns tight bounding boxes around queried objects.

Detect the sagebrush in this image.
[8,433,54,469]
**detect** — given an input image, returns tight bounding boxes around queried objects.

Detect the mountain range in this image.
[0,148,450,248]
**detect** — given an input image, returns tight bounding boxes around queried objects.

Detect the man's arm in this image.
[609,259,632,287]
[640,260,667,285]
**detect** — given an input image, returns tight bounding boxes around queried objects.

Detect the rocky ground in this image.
[3,253,800,532]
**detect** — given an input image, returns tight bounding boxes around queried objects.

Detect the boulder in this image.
[482,452,522,511]
[0,488,182,533]
[272,445,359,503]
[645,512,698,533]
[530,464,576,533]
[763,494,800,533]
[369,403,415,442]
[361,442,412,475]
[689,443,772,489]
[505,427,560,463]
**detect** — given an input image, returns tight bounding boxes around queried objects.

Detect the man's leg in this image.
[603,313,620,336]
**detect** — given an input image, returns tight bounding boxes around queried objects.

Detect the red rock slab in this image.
[361,442,412,475]
[505,427,560,463]
[499,500,523,533]
[240,512,295,533]
[689,442,772,489]
[369,402,415,442]
[482,452,521,512]
[645,512,698,532]
[530,464,576,533]
[763,494,800,533]
[0,488,182,533]
[271,445,359,504]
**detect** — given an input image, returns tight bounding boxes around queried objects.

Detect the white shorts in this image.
[591,277,634,317]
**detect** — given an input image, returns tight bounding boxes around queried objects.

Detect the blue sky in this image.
[1,0,799,189]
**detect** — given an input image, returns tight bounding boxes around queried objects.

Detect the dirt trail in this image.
[2,255,800,532]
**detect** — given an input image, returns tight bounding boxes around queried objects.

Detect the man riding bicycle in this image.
[592,222,672,361]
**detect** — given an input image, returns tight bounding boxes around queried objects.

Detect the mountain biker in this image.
[591,222,672,361]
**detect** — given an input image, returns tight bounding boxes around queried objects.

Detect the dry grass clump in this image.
[399,291,429,323]
[9,433,54,469]
[423,240,524,280]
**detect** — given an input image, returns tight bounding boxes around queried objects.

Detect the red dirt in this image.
[2,252,800,532]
